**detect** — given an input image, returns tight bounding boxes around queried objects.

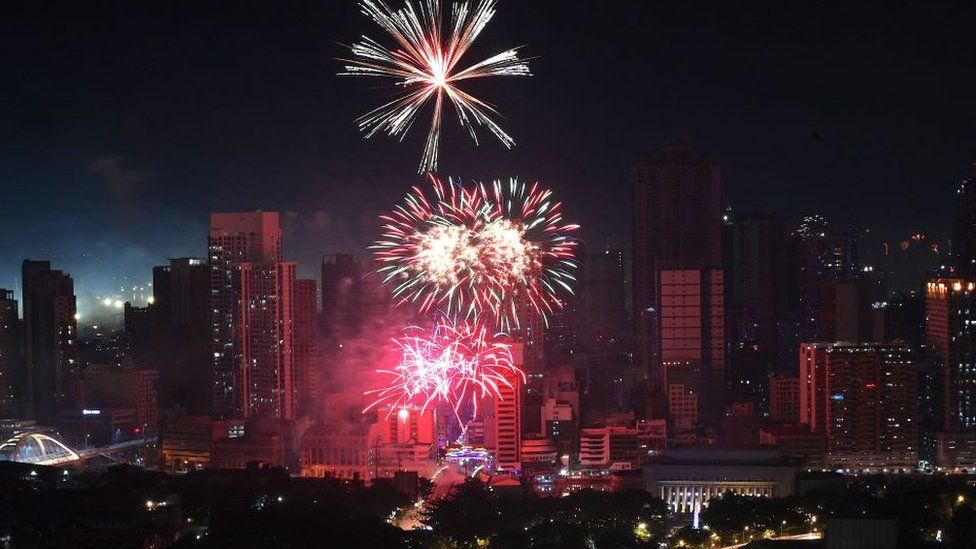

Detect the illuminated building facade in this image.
[486,344,523,472]
[520,435,558,474]
[366,406,436,478]
[21,260,78,423]
[643,449,796,515]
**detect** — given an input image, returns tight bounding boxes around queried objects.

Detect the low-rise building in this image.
[643,448,797,515]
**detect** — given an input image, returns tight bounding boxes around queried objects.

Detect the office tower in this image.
[953,174,976,272]
[659,268,725,422]
[799,342,830,432]
[583,246,627,342]
[926,278,976,433]
[294,279,317,418]
[632,142,722,388]
[320,253,362,335]
[486,343,523,472]
[123,303,152,365]
[788,216,879,343]
[209,212,285,419]
[236,262,296,419]
[768,373,799,424]
[799,342,918,468]
[515,298,545,436]
[725,212,790,406]
[21,260,78,422]
[151,258,210,414]
[0,289,19,416]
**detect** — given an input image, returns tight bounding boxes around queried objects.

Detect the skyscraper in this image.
[953,174,976,272]
[632,142,723,417]
[725,212,790,399]
[294,278,318,418]
[799,342,917,468]
[0,289,19,417]
[583,246,627,342]
[235,261,296,419]
[21,260,78,423]
[209,212,284,419]
[926,278,976,433]
[486,343,523,472]
[658,268,725,425]
[152,257,210,414]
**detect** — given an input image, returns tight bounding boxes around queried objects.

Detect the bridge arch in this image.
[0,432,81,465]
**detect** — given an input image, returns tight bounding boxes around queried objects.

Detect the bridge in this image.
[0,431,157,466]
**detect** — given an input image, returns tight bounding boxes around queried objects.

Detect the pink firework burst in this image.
[364,317,524,422]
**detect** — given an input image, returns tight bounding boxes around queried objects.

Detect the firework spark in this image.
[372,175,579,329]
[340,0,530,173]
[364,317,524,421]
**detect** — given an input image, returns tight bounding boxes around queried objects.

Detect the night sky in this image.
[3,1,974,323]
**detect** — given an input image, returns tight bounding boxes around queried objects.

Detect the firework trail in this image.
[340,0,530,173]
[364,317,524,422]
[372,175,579,329]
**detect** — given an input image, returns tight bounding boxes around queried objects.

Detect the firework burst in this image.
[340,0,530,173]
[372,175,579,329]
[364,317,524,421]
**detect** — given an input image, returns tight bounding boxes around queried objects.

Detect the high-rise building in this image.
[21,260,78,423]
[659,268,725,423]
[926,278,976,433]
[294,279,317,418]
[725,213,788,350]
[583,246,627,342]
[632,142,723,393]
[151,258,210,414]
[631,143,725,420]
[787,216,882,344]
[768,373,799,424]
[486,343,523,472]
[799,342,917,469]
[235,262,296,419]
[320,253,362,335]
[725,212,790,406]
[953,174,976,272]
[0,289,19,417]
[209,212,286,419]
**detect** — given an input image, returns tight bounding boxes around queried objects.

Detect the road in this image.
[397,465,466,530]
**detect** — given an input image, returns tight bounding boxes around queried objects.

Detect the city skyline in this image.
[3,2,976,547]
